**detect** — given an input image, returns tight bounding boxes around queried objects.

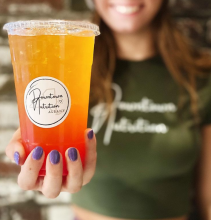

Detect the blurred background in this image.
[0,0,211,220]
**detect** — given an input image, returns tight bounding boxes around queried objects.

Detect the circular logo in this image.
[24,77,71,128]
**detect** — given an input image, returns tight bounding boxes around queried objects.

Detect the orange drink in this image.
[3,20,100,175]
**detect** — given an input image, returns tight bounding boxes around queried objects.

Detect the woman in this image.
[6,0,211,220]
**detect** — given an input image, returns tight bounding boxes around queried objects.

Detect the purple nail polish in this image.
[32,146,43,160]
[49,150,60,164]
[14,151,20,165]
[87,129,94,140]
[68,148,78,162]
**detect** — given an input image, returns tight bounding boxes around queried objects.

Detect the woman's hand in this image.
[5,128,97,198]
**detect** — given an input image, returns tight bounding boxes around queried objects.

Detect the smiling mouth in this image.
[112,5,144,15]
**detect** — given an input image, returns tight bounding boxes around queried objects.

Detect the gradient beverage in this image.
[3,20,100,175]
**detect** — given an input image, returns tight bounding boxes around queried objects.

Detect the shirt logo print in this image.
[90,83,177,145]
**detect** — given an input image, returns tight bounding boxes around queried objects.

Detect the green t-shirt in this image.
[72,55,211,219]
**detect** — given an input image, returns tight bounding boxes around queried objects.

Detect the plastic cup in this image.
[3,20,100,175]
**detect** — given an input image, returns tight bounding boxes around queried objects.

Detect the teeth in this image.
[115,5,140,14]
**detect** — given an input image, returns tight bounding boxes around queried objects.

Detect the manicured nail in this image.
[32,146,43,160]
[49,150,60,165]
[14,151,20,165]
[87,129,94,140]
[68,148,78,162]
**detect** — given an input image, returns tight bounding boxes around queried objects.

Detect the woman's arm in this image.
[197,125,211,219]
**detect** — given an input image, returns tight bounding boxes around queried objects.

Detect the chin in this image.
[109,22,150,34]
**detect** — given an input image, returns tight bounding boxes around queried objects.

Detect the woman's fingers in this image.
[19,148,63,198]
[82,129,97,186]
[62,129,97,192]
[6,128,97,196]
[63,148,83,193]
[42,150,63,198]
[18,146,44,190]
[5,128,26,165]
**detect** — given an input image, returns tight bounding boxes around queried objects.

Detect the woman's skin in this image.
[71,205,187,220]
[6,0,211,220]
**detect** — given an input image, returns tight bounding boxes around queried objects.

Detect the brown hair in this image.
[90,0,211,123]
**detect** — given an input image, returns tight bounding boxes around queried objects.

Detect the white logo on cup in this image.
[24,77,71,128]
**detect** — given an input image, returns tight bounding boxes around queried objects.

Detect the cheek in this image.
[94,0,109,17]
[147,0,164,17]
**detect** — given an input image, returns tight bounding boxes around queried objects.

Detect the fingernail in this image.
[68,148,78,162]
[49,150,60,165]
[87,129,94,140]
[32,146,43,160]
[14,151,20,165]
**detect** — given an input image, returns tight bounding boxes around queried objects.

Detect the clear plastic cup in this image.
[3,20,100,175]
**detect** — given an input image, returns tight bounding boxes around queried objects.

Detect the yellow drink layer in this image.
[9,32,95,115]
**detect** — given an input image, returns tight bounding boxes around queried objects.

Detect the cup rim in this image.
[3,20,100,36]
